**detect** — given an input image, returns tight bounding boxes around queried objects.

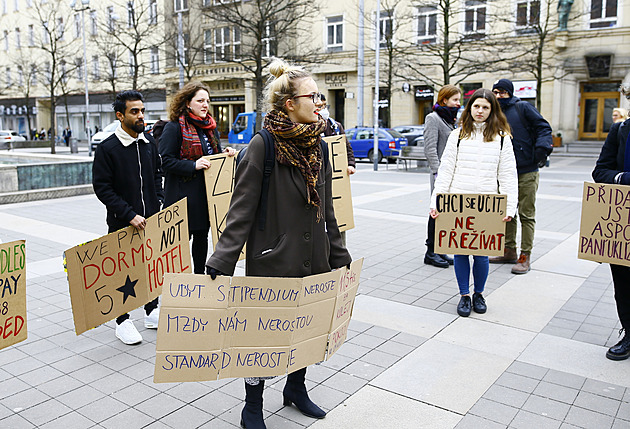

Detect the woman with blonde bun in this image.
[206,58,351,429]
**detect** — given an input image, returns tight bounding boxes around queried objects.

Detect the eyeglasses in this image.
[293,92,323,103]
[492,90,508,95]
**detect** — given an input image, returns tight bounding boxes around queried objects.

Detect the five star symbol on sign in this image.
[117,275,138,305]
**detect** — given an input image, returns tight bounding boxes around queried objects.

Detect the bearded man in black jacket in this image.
[92,90,164,345]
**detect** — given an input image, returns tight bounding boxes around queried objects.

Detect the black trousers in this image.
[116,298,159,324]
[426,215,436,254]
[190,229,209,275]
[611,264,630,330]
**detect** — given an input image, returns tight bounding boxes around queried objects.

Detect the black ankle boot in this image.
[607,329,630,361]
[283,368,326,419]
[241,380,266,429]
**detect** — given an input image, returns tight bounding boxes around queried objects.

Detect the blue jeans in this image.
[454,255,489,296]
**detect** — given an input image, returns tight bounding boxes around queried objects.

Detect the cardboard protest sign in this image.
[434,193,507,256]
[323,135,355,232]
[203,153,245,260]
[0,240,27,350]
[154,258,364,383]
[579,182,630,267]
[65,199,191,335]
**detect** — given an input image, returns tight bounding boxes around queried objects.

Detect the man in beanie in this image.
[489,78,552,274]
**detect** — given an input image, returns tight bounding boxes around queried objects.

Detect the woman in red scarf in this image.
[160,81,236,274]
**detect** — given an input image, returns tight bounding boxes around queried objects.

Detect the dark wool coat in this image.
[500,97,553,175]
[159,121,222,232]
[207,133,352,277]
[593,120,630,184]
[92,133,163,233]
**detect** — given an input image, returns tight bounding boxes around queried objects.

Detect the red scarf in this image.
[178,113,219,160]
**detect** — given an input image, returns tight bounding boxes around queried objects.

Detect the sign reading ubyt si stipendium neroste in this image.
[579,182,630,267]
[0,240,27,350]
[154,258,363,383]
[434,193,507,257]
[64,198,192,335]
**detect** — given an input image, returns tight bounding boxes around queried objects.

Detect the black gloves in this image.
[205,266,225,280]
[535,147,548,168]
[621,172,630,185]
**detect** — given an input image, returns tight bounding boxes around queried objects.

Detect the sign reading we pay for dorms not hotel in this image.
[153,258,363,383]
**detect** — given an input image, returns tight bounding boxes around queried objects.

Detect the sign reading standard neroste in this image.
[579,182,630,267]
[434,193,507,257]
[154,258,363,382]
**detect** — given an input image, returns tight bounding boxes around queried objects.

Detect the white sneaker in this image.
[145,307,159,329]
[115,319,142,345]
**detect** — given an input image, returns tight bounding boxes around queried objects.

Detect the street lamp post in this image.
[71,0,91,155]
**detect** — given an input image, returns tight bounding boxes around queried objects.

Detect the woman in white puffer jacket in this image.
[430,88,518,318]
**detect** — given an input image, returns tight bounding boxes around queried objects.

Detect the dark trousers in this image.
[116,298,159,324]
[426,215,436,253]
[611,264,630,330]
[191,229,209,275]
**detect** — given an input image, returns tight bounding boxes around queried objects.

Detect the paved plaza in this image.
[1,154,629,429]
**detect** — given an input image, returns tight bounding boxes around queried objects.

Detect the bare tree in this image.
[9,53,39,139]
[31,1,80,154]
[202,0,322,131]
[163,10,207,84]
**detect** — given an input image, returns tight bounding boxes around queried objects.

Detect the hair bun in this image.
[268,58,289,79]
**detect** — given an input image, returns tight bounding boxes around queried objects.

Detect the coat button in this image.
[304,260,310,267]
[304,233,311,240]
[304,204,311,210]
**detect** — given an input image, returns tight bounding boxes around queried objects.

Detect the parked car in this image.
[393,125,425,146]
[0,130,26,149]
[345,127,407,163]
[90,120,158,152]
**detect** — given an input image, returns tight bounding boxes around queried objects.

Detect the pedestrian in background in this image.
[92,90,163,345]
[430,88,517,317]
[489,78,553,274]
[159,81,236,274]
[612,108,628,124]
[206,58,351,429]
[423,84,461,268]
[63,127,71,146]
[592,84,630,360]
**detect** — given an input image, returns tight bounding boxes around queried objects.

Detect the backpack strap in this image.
[257,128,275,231]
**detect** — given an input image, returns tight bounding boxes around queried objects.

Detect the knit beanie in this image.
[492,79,514,97]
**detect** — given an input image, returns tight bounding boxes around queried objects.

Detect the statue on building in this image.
[557,0,574,31]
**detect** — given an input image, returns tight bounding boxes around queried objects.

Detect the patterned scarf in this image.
[263,110,326,220]
[178,113,219,161]
[433,104,459,125]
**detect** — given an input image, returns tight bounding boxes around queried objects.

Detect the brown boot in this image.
[489,247,517,264]
[511,253,531,274]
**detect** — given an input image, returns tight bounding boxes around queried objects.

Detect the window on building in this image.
[57,17,64,40]
[516,0,539,31]
[44,62,50,83]
[92,55,99,79]
[262,22,276,58]
[204,29,212,64]
[464,0,486,36]
[107,6,115,33]
[5,67,11,86]
[14,28,20,49]
[416,6,437,44]
[60,60,67,83]
[74,13,81,38]
[13,0,17,11]
[174,0,187,12]
[17,65,23,86]
[90,10,97,35]
[590,0,617,28]
[128,51,135,76]
[76,57,83,81]
[127,1,135,27]
[212,0,241,4]
[378,10,393,48]
[182,33,189,66]
[30,64,37,85]
[326,16,343,52]
[107,53,117,78]
[150,47,159,74]
[42,21,48,42]
[26,0,31,7]
[3,31,8,51]
[233,26,241,60]
[214,27,230,62]
[148,0,157,25]
[28,24,34,46]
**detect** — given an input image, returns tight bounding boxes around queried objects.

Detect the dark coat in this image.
[593,120,630,184]
[159,121,222,232]
[500,97,553,175]
[92,132,163,233]
[207,133,351,277]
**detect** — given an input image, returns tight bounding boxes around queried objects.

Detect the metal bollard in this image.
[70,137,79,154]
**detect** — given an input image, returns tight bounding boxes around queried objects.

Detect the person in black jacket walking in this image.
[159,81,236,274]
[92,90,164,345]
[593,108,630,361]
[489,78,553,274]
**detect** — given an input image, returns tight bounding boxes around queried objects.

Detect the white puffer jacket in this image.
[430,123,518,217]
